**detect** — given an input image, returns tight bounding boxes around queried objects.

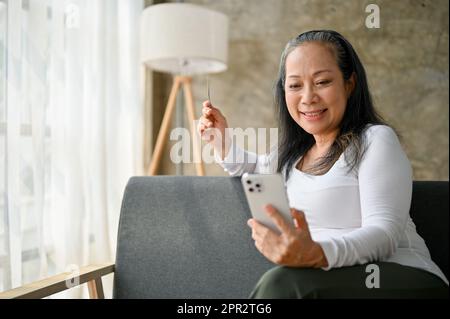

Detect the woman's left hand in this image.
[247,205,328,268]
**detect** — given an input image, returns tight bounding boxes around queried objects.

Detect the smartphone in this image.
[241,173,294,233]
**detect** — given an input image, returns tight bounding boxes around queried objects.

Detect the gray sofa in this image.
[112,177,448,298]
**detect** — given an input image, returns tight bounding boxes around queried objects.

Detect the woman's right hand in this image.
[197,100,231,160]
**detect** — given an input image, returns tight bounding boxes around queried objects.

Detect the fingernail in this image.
[247,219,252,227]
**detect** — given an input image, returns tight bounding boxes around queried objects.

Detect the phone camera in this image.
[246,180,252,184]
[249,187,254,192]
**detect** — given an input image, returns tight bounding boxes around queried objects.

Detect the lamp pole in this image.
[175,0,184,176]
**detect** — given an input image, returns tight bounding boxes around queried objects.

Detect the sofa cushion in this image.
[409,181,449,279]
[113,176,273,298]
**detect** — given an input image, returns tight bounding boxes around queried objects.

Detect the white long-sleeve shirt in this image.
[216,124,448,284]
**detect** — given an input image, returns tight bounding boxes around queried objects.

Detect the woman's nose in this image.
[301,86,318,105]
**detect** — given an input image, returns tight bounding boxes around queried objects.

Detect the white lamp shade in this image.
[140,3,228,75]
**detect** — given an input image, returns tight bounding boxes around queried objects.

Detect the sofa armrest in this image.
[0,263,115,299]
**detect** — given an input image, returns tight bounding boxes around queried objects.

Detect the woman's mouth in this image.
[300,109,327,121]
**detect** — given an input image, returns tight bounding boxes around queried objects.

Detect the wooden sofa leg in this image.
[87,278,104,299]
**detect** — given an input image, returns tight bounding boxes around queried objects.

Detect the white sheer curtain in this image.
[0,0,144,298]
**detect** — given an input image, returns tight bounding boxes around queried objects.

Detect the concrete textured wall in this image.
[158,0,448,180]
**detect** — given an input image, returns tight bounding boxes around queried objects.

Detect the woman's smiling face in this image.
[284,42,354,138]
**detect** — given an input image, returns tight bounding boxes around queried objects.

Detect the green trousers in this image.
[249,262,449,299]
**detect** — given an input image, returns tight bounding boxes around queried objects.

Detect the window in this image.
[0,0,144,296]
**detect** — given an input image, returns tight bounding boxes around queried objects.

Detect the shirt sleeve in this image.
[316,125,413,270]
[214,140,278,176]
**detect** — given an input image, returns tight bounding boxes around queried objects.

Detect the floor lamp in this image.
[140,3,229,176]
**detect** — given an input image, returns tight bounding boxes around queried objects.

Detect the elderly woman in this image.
[197,30,448,298]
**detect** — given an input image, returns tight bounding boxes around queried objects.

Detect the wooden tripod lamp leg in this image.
[87,278,104,299]
[148,76,181,175]
[182,77,205,176]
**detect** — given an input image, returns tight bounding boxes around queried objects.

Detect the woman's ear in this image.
[345,72,356,98]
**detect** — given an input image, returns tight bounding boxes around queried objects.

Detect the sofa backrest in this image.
[113,177,449,298]
[113,176,273,298]
[409,181,449,279]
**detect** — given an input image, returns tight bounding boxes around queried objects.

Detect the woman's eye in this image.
[289,84,301,89]
[316,80,331,86]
